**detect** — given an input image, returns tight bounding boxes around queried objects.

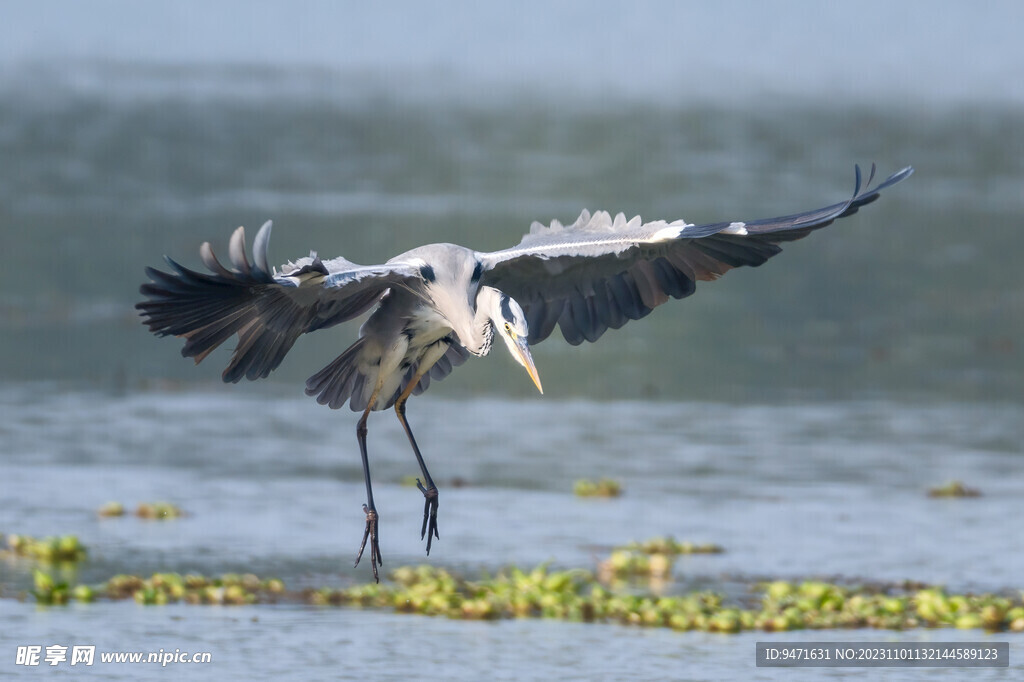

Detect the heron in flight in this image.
[138,164,912,581]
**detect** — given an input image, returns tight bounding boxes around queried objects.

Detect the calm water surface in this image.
[1,387,1022,679]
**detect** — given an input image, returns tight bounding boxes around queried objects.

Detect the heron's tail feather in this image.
[306,340,471,411]
[305,339,369,410]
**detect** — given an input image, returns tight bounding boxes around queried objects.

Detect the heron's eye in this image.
[504,323,512,334]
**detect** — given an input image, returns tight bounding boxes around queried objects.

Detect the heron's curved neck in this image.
[463,286,501,357]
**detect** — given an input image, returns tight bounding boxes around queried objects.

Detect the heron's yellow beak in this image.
[514,337,544,395]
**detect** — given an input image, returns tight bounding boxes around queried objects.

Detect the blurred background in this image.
[1,1,1022,678]
[0,2,1021,401]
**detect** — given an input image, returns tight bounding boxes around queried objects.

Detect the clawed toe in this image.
[355,503,383,582]
[416,479,440,554]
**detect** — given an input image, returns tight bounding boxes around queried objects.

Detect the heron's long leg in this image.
[393,369,440,554]
[354,386,384,582]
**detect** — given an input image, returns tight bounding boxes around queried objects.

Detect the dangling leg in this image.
[393,346,448,554]
[394,387,439,554]
[354,386,384,581]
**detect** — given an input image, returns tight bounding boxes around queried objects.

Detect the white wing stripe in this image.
[721,222,748,235]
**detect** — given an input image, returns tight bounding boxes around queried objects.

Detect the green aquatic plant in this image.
[100,572,285,605]
[15,532,1024,635]
[135,502,185,519]
[71,584,95,602]
[3,534,87,563]
[96,501,186,519]
[597,550,674,581]
[289,566,1024,634]
[97,501,126,517]
[573,478,623,498]
[31,569,70,605]
[375,569,1024,634]
[927,481,981,498]
[595,536,723,582]
[22,563,1024,634]
[619,536,724,556]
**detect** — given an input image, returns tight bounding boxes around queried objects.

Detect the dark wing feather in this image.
[137,221,422,382]
[479,165,912,345]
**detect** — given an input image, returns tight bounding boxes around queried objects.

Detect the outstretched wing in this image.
[478,165,913,345]
[137,221,424,382]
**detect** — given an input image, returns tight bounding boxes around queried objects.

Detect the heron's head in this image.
[482,288,543,394]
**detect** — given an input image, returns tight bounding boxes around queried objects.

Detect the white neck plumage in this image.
[465,286,502,357]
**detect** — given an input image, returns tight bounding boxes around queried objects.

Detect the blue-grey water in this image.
[2,2,1023,679]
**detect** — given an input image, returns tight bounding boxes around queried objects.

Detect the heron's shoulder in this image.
[386,243,479,278]
[390,243,475,261]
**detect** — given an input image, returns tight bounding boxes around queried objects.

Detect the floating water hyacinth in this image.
[134,502,185,519]
[100,572,286,605]
[620,536,725,555]
[595,537,724,582]
[927,481,982,498]
[22,565,1024,633]
[96,502,186,519]
[96,501,126,517]
[2,534,87,563]
[32,569,70,605]
[14,531,1024,635]
[597,550,675,581]
[573,479,623,498]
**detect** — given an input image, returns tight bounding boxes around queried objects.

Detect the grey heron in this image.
[138,164,912,581]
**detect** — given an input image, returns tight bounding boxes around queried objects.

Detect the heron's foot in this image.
[416,479,440,554]
[354,503,382,583]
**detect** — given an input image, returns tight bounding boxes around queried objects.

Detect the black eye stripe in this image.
[499,293,515,323]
